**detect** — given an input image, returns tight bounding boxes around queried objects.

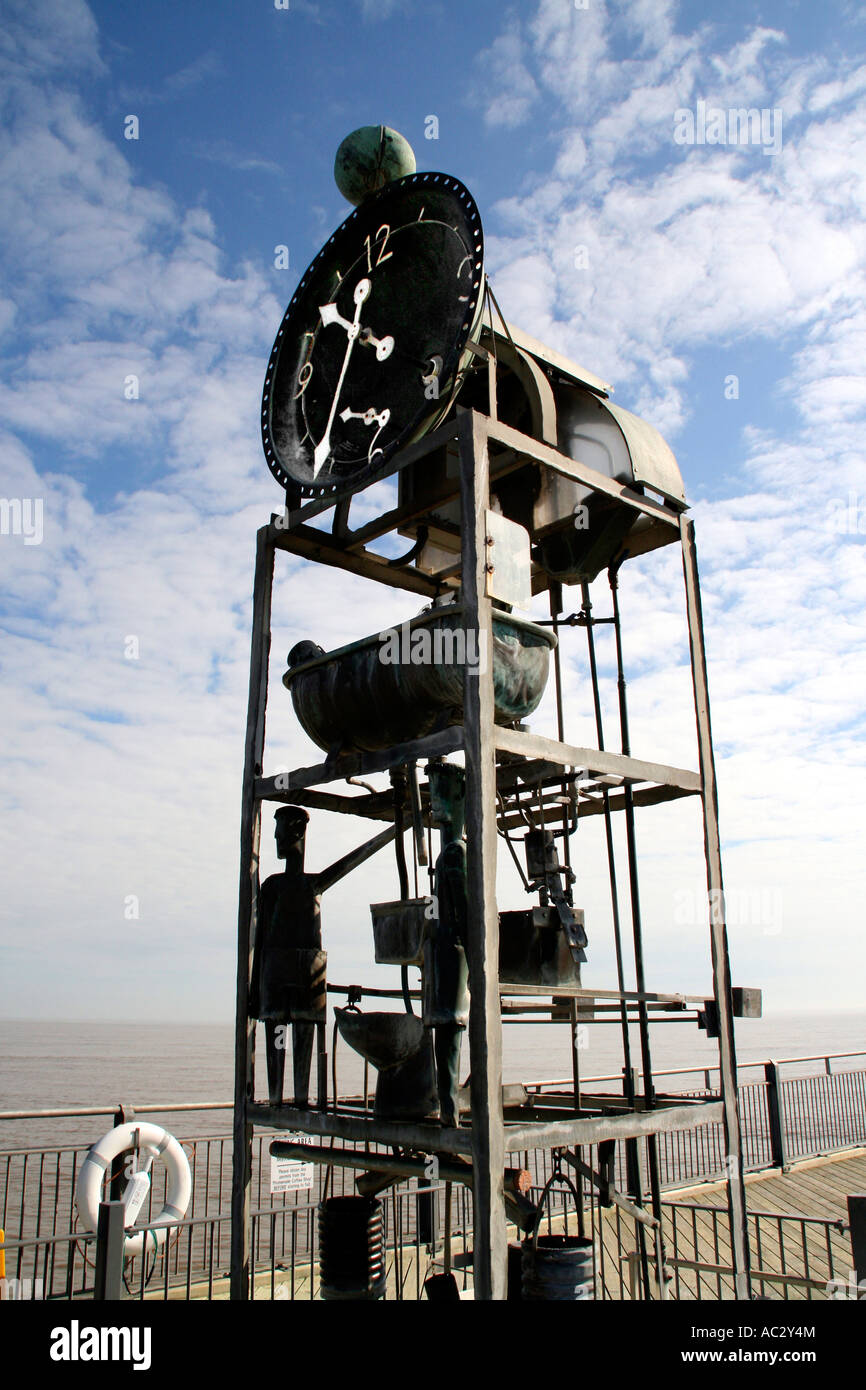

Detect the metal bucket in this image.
[318,1196,386,1301]
[520,1160,596,1301]
[521,1233,596,1301]
[499,908,582,988]
[370,899,428,965]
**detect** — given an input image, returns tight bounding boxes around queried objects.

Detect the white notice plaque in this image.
[270,1134,314,1194]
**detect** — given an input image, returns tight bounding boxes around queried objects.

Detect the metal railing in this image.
[3,1186,859,1303]
[1,1051,863,1301]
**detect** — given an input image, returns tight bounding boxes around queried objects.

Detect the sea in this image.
[1,1011,864,1154]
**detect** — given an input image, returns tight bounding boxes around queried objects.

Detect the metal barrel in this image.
[317,1197,386,1301]
[521,1234,596,1301]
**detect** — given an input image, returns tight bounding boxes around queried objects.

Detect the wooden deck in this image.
[598,1146,866,1302]
[145,1146,865,1301]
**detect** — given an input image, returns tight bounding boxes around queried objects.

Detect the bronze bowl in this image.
[334,1008,426,1071]
[283,604,556,755]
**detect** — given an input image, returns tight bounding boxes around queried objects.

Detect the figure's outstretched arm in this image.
[315,824,396,894]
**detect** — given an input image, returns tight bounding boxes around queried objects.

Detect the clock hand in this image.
[358,327,394,362]
[319,309,394,363]
[339,406,391,428]
[318,302,357,334]
[339,406,392,465]
[313,277,371,478]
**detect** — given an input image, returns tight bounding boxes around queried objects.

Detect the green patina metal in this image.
[284,605,556,755]
[334,124,417,206]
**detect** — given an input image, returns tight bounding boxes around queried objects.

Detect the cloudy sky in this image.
[1,0,864,1031]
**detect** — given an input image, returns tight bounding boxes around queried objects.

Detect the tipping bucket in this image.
[318,1196,386,1301]
[520,1158,596,1301]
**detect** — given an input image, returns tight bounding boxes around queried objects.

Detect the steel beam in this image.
[460,410,508,1299]
[495,725,701,792]
[230,527,274,1300]
[248,1101,474,1155]
[680,516,751,1300]
[503,1100,725,1152]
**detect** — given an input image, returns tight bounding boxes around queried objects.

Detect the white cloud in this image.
[0,0,103,79]
[476,27,540,129]
[2,0,865,1024]
[466,1,866,1012]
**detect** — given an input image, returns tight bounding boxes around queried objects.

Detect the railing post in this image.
[764,1061,788,1171]
[848,1195,866,1292]
[416,1175,435,1248]
[93,1200,125,1300]
[109,1103,135,1201]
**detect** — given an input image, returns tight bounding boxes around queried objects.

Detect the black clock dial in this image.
[262,172,484,497]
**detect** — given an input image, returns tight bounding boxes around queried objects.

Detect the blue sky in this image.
[1,0,865,1027]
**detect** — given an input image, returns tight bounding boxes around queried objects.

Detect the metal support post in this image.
[680,516,751,1299]
[459,411,507,1300]
[93,1200,125,1301]
[231,526,275,1300]
[848,1195,866,1290]
[764,1061,788,1170]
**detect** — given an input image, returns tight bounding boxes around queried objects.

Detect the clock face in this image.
[262,172,484,497]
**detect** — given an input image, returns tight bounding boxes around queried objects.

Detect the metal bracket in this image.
[561,1149,659,1229]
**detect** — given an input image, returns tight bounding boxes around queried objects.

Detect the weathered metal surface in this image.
[680,516,751,1299]
[262,173,484,500]
[459,409,508,1300]
[93,1200,126,1302]
[503,1100,726,1153]
[424,761,470,1126]
[373,1038,438,1121]
[370,898,427,965]
[605,396,686,506]
[521,1161,596,1301]
[525,828,586,956]
[333,125,416,206]
[495,724,702,792]
[484,509,532,609]
[522,1235,596,1301]
[534,494,636,583]
[318,1196,386,1301]
[333,1008,425,1070]
[249,1100,474,1154]
[733,986,762,1017]
[486,417,681,530]
[499,908,582,987]
[284,604,555,755]
[231,527,274,1300]
[333,1007,438,1121]
[500,320,611,396]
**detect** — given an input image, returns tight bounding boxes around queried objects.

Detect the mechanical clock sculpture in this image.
[261,126,485,499]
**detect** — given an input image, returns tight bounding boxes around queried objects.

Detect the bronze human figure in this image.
[422,762,470,1126]
[250,806,394,1106]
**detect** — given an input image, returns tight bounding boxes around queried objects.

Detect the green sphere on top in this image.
[334,125,417,206]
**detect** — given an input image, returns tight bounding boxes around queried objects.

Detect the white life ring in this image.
[75,1122,192,1260]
